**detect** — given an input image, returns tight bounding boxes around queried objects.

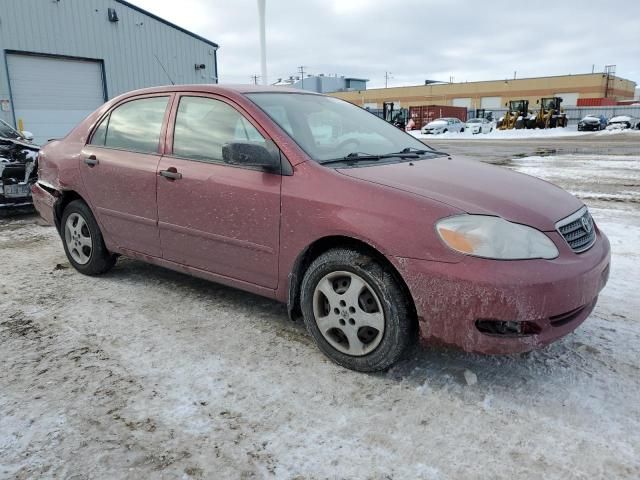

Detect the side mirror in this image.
[222,142,280,171]
[21,131,34,142]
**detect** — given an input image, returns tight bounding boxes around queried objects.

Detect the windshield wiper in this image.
[394,146,450,156]
[319,151,420,165]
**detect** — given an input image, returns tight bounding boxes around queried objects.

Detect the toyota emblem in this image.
[581,215,592,233]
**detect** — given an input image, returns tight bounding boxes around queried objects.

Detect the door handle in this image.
[84,155,99,167]
[159,168,182,180]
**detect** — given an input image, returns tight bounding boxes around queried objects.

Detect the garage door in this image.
[7,54,105,145]
[554,92,579,106]
[452,97,472,109]
[480,96,502,109]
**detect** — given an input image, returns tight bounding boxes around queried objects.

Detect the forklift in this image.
[382,101,407,130]
[534,97,567,128]
[474,109,494,122]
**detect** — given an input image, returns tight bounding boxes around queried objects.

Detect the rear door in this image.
[80,94,171,257]
[156,94,281,288]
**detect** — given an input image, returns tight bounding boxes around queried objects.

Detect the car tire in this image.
[460,128,464,133]
[443,129,448,133]
[300,248,415,372]
[61,200,116,275]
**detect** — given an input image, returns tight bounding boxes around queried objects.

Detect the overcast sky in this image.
[133,0,640,89]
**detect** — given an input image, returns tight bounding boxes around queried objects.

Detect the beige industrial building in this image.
[330,73,637,110]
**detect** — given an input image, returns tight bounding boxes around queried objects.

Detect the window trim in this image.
[86,93,174,155]
[165,92,288,174]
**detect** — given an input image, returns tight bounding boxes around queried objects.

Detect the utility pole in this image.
[384,71,392,88]
[298,66,306,89]
[250,74,260,85]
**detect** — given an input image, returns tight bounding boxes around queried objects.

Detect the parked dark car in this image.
[577,114,607,131]
[32,85,610,372]
[0,119,39,209]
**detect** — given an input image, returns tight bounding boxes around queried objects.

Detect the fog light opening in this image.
[475,319,541,337]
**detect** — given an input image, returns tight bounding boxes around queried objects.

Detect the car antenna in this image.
[153,54,175,85]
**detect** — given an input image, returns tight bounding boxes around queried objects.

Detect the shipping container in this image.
[576,98,617,107]
[408,105,468,129]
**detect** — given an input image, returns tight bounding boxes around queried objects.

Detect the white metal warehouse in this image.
[0,0,219,145]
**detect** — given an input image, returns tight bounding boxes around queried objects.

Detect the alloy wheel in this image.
[312,271,385,356]
[64,213,92,265]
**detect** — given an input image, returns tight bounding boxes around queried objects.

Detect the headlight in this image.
[436,215,559,260]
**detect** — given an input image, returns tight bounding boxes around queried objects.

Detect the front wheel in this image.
[300,248,415,372]
[61,200,116,275]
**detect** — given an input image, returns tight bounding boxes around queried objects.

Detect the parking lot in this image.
[1,131,639,479]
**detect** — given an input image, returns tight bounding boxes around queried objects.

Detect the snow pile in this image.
[409,125,592,140]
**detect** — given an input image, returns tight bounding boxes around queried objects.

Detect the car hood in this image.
[610,116,631,122]
[337,156,582,231]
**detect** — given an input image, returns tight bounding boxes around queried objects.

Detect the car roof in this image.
[117,84,315,97]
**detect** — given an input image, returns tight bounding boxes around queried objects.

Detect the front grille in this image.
[556,207,596,253]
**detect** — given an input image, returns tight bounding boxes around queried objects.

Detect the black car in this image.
[0,120,39,209]
[577,114,607,131]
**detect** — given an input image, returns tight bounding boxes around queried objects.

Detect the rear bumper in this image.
[393,230,611,354]
[31,182,57,226]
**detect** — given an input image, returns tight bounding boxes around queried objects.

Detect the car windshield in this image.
[247,93,439,163]
[0,119,23,140]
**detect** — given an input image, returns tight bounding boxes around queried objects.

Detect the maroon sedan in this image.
[32,85,610,372]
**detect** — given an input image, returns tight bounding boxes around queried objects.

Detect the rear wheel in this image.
[61,200,116,275]
[300,248,414,372]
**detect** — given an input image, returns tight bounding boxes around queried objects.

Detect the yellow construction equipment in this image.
[498,100,529,130]
[534,97,568,128]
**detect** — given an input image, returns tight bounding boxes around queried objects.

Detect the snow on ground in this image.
[409,125,640,140]
[1,154,640,479]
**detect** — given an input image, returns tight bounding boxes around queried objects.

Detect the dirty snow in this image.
[409,125,640,140]
[1,154,640,478]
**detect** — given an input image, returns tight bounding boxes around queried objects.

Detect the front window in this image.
[172,96,266,163]
[246,93,436,163]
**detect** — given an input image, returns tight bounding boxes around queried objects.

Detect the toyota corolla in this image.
[32,85,610,372]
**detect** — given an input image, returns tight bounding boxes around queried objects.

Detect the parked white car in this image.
[465,117,495,134]
[421,117,465,135]
[606,115,638,131]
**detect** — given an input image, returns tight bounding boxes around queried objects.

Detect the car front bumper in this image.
[0,183,34,209]
[393,230,611,354]
[578,123,601,131]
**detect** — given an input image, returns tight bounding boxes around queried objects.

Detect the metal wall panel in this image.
[0,0,218,131]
